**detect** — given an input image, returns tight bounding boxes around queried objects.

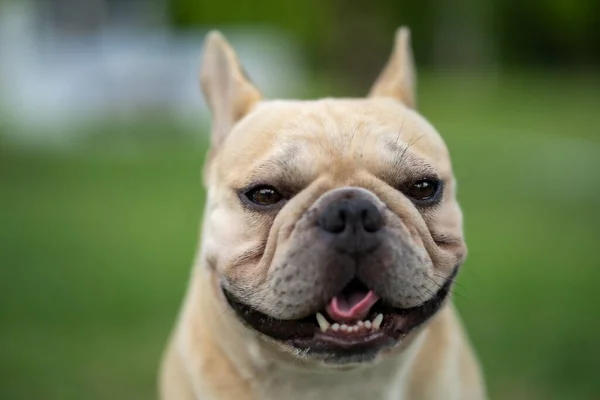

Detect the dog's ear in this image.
[368,27,416,109]
[200,31,262,148]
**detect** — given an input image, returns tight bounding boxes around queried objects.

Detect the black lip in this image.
[223,266,458,363]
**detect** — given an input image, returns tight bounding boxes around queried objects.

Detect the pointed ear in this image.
[368,27,416,108]
[200,31,262,147]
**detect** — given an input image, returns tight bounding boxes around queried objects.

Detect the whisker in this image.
[397,133,425,169]
[393,114,407,155]
[217,306,235,321]
[421,273,468,301]
[420,287,436,298]
[433,273,468,293]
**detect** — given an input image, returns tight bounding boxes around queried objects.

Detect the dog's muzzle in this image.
[318,197,383,255]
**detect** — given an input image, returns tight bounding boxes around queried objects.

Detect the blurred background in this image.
[1,0,599,399]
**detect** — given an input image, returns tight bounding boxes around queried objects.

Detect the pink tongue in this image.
[326,290,380,323]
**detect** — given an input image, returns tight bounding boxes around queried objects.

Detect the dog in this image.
[160,27,486,400]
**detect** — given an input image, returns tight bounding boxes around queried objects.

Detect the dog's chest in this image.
[253,362,412,400]
[256,378,405,400]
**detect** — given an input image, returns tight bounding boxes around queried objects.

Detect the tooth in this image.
[332,323,340,332]
[357,321,364,328]
[372,314,383,330]
[316,313,330,332]
[364,321,372,329]
[353,326,359,332]
[341,324,348,332]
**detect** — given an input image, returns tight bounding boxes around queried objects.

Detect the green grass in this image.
[1,73,599,399]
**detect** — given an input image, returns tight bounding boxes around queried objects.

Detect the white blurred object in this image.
[0,0,307,144]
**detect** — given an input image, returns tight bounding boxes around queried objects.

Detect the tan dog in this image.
[160,27,486,400]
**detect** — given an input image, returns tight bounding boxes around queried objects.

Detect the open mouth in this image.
[223,267,457,363]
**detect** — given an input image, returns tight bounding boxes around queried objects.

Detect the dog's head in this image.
[199,28,466,365]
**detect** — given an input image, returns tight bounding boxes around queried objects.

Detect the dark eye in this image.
[245,185,283,206]
[407,179,439,200]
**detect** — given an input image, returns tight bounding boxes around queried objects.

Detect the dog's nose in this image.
[319,198,383,235]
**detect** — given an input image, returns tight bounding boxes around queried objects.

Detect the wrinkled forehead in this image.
[215,98,452,187]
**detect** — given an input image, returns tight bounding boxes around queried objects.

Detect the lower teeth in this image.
[315,313,383,333]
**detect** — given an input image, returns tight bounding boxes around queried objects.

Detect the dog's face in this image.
[199,29,466,365]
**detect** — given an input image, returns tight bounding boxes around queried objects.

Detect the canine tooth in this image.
[357,321,364,328]
[372,314,383,330]
[332,323,340,332]
[364,321,372,329]
[316,313,330,332]
[341,324,348,332]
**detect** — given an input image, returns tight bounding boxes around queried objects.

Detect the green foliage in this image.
[167,0,600,73]
[497,0,600,66]
[168,0,336,62]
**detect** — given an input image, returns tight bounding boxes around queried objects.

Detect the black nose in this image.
[319,198,383,235]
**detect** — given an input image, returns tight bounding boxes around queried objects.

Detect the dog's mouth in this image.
[223,268,456,364]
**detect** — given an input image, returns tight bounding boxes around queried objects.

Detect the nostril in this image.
[331,209,346,233]
[319,206,346,233]
[337,209,347,226]
[361,205,383,233]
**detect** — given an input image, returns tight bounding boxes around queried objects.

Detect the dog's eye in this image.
[245,185,283,206]
[407,179,439,200]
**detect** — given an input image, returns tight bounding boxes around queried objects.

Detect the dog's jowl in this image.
[160,27,487,400]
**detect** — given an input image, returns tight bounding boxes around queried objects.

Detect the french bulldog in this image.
[160,27,486,400]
